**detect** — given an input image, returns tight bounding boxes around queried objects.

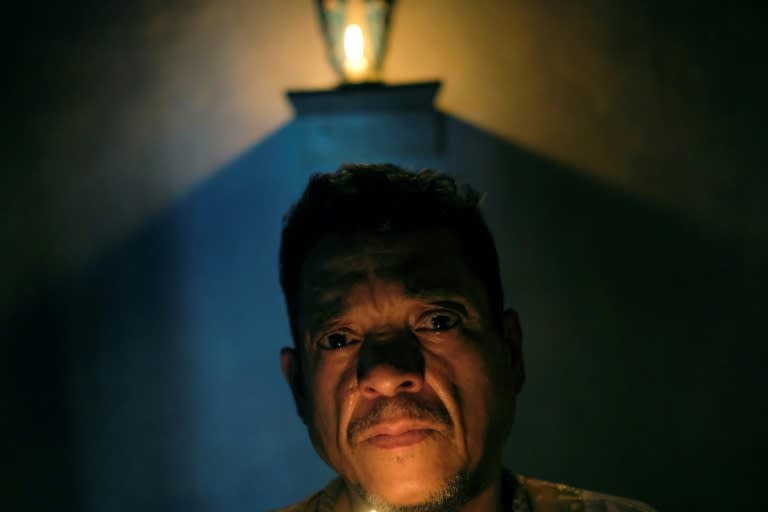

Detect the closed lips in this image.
[359,419,439,443]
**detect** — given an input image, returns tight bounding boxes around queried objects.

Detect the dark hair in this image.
[279,163,503,343]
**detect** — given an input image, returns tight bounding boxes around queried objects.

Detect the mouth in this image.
[366,429,433,449]
[359,420,439,449]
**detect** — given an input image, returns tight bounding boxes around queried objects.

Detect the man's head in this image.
[279,164,524,510]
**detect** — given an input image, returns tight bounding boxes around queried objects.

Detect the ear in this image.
[502,308,525,393]
[280,347,308,424]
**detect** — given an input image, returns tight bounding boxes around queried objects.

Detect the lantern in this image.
[316,0,394,83]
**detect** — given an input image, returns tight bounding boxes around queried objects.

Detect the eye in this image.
[416,311,460,332]
[318,332,360,350]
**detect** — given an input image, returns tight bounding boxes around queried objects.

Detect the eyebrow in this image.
[306,297,344,337]
[405,287,471,307]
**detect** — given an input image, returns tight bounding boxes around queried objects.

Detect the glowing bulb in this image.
[344,24,365,61]
[343,23,368,80]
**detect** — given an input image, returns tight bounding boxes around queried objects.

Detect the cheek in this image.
[459,357,497,430]
[306,356,357,459]
[440,335,508,454]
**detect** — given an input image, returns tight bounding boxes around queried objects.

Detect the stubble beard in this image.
[351,470,471,512]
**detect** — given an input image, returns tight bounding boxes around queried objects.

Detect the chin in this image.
[355,474,468,510]
[352,454,466,507]
[366,474,444,506]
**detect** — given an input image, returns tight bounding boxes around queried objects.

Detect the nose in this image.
[357,332,425,399]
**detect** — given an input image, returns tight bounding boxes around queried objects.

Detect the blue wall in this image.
[5,114,766,511]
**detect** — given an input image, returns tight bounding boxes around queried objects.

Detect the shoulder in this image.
[514,473,657,512]
[270,477,344,512]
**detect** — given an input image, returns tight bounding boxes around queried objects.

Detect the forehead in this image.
[298,230,483,315]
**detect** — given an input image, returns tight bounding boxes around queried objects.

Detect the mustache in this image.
[347,394,452,443]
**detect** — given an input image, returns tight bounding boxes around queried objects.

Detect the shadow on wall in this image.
[2,112,767,512]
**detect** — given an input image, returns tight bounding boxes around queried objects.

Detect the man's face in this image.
[282,230,523,509]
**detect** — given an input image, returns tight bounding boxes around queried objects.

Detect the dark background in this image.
[2,1,766,511]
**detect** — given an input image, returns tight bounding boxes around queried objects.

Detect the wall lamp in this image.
[316,0,394,84]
